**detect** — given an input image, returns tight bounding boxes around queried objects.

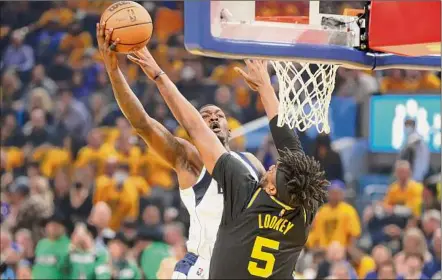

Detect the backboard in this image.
[184,1,440,70]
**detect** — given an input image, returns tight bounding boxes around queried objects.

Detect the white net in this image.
[271,61,339,134]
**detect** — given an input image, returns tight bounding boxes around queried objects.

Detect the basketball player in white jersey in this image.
[97,24,265,279]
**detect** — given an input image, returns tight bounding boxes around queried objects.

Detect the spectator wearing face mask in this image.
[398,118,430,182]
[94,161,140,231]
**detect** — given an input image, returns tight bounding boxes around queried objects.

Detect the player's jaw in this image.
[259,165,278,196]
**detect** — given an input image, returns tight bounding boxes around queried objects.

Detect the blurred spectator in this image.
[52,167,71,202]
[335,69,379,103]
[88,202,114,252]
[25,64,58,97]
[23,108,51,148]
[46,53,74,85]
[394,227,432,276]
[398,118,430,182]
[142,204,162,227]
[67,223,110,279]
[375,261,401,280]
[2,30,35,76]
[423,228,441,279]
[26,87,54,125]
[403,253,429,280]
[1,69,25,111]
[308,180,361,250]
[15,260,32,280]
[364,245,393,279]
[3,176,51,243]
[1,112,25,147]
[380,70,416,93]
[75,129,103,170]
[422,181,441,211]
[214,85,242,120]
[0,229,20,279]
[313,133,344,181]
[421,210,441,245]
[315,242,357,279]
[94,160,140,231]
[57,167,94,233]
[59,21,93,69]
[32,212,70,279]
[55,88,92,140]
[108,232,141,280]
[14,229,35,265]
[384,160,424,218]
[347,245,376,279]
[136,226,171,280]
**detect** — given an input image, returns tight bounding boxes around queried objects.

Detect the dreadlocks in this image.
[277,148,329,213]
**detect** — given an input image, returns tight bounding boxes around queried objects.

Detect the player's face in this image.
[199,105,229,144]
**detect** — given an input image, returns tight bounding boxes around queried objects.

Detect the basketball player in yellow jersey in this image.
[97,24,265,279]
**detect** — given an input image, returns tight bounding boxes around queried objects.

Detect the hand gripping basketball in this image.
[96,23,119,71]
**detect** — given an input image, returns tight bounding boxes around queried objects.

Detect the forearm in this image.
[108,69,150,129]
[155,74,205,138]
[269,115,303,154]
[258,84,279,120]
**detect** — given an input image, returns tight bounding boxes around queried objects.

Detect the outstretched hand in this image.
[127,47,163,81]
[234,60,272,92]
[96,23,119,72]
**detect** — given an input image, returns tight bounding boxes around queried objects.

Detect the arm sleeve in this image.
[212,153,258,225]
[269,115,304,155]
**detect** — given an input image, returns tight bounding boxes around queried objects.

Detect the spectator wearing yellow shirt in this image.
[98,133,141,176]
[380,69,418,93]
[59,21,93,69]
[93,160,140,231]
[17,2,74,35]
[308,180,361,249]
[347,245,376,279]
[75,129,103,171]
[384,160,424,217]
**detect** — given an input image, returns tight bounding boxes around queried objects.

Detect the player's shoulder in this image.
[241,152,266,176]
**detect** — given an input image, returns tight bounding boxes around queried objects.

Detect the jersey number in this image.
[247,236,280,278]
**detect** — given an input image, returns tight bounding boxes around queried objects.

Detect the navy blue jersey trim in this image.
[193,170,212,206]
[237,152,260,178]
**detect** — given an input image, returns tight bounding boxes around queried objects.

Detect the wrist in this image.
[154,71,167,83]
[258,84,275,95]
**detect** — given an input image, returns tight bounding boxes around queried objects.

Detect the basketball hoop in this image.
[271,61,338,134]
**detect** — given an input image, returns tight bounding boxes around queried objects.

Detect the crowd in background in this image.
[0,1,440,279]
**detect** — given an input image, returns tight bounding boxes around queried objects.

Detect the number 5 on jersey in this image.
[247,236,280,278]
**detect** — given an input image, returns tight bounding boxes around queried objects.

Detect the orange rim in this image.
[255,16,309,24]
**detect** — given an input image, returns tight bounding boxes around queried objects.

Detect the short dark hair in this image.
[277,148,328,212]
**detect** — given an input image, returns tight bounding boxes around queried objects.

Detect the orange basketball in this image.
[101,1,153,54]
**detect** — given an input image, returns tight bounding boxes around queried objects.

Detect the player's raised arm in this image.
[97,24,200,172]
[127,47,226,174]
[235,60,304,155]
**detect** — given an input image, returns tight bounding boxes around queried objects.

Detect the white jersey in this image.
[179,151,259,261]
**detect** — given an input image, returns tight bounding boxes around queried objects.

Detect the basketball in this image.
[100,1,153,54]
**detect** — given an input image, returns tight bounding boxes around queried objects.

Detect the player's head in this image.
[259,148,328,210]
[199,104,230,145]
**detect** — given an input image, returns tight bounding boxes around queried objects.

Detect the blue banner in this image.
[369,95,441,153]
